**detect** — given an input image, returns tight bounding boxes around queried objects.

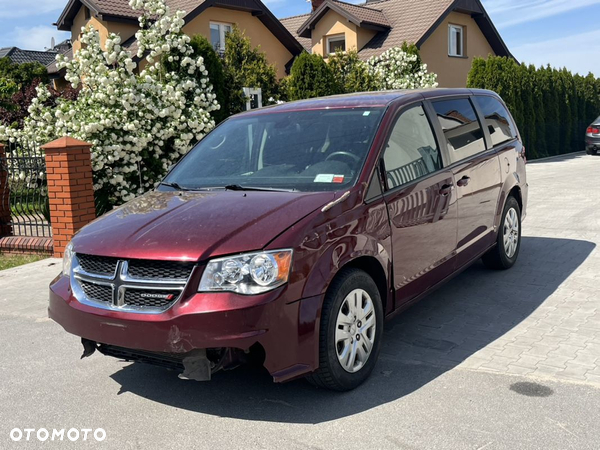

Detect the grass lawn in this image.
[0,253,47,271]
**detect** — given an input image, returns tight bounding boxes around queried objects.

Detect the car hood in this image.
[72,190,335,261]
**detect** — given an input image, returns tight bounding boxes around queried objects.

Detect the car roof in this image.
[239,88,500,117]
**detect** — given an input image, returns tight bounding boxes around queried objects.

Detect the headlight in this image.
[199,250,293,295]
[63,242,74,276]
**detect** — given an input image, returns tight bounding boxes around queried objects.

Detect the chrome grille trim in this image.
[71,254,191,314]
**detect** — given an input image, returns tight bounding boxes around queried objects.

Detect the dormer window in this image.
[327,34,346,54]
[448,24,464,57]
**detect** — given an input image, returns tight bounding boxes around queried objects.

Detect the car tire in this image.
[307,268,384,391]
[482,196,521,270]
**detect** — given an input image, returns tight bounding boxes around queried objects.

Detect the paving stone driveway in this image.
[381,152,600,386]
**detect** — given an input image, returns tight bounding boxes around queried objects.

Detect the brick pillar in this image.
[0,143,12,237]
[41,137,96,257]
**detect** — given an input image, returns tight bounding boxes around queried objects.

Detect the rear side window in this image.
[383,105,442,189]
[474,96,517,146]
[432,98,486,162]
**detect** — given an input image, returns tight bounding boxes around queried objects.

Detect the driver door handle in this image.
[439,183,454,196]
[457,176,470,187]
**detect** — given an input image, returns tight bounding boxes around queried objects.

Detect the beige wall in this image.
[71,6,138,53]
[311,10,358,57]
[420,11,495,87]
[357,27,377,51]
[184,7,293,79]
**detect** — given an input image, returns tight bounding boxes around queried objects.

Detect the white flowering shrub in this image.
[0,0,218,209]
[367,47,438,90]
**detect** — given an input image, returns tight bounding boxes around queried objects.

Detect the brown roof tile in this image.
[85,0,203,19]
[358,0,454,59]
[329,0,390,28]
[280,14,312,51]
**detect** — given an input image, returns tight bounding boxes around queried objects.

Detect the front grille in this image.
[128,260,195,280]
[77,254,118,276]
[73,254,192,313]
[80,281,112,303]
[124,289,180,309]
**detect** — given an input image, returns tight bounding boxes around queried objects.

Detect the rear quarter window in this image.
[431,98,486,163]
[474,95,518,146]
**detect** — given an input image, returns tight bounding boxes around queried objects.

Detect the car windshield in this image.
[163,107,385,192]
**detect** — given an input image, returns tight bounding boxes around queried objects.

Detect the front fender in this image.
[298,197,392,304]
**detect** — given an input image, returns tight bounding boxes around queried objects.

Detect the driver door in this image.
[382,103,459,308]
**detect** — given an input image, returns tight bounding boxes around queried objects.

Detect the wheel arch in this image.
[338,256,390,313]
[495,174,522,230]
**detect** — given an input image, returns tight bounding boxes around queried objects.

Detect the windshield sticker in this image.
[314,174,345,183]
[363,111,371,116]
[314,174,335,183]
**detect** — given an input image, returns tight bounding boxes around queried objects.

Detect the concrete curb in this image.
[527,151,585,164]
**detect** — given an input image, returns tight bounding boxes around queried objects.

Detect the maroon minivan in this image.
[49,89,527,391]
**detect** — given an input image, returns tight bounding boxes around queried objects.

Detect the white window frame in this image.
[210,21,233,52]
[326,34,346,55]
[243,87,262,111]
[448,24,464,57]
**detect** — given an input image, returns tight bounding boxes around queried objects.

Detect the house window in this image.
[327,34,346,54]
[210,22,232,52]
[448,24,464,57]
[84,6,91,20]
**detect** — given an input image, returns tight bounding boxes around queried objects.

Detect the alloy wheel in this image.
[335,288,376,373]
[503,207,519,258]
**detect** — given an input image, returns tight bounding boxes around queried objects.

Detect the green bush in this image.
[286,44,438,100]
[0,57,48,87]
[287,52,337,101]
[327,50,378,94]
[188,35,229,123]
[0,78,17,110]
[467,56,600,159]
[224,26,279,114]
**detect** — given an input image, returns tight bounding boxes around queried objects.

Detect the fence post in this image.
[0,143,12,237]
[41,137,96,258]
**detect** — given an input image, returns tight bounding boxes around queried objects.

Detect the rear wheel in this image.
[482,196,521,270]
[307,268,383,391]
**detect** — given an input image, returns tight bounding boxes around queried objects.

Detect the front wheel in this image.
[307,268,384,391]
[482,196,521,270]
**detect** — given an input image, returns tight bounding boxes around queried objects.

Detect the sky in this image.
[0,0,598,76]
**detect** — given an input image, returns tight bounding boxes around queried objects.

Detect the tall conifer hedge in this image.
[467,56,600,159]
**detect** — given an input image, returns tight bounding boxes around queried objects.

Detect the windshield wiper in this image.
[160,182,216,192]
[160,181,193,191]
[224,184,297,192]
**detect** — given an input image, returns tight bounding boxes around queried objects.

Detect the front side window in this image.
[448,24,464,57]
[327,35,346,54]
[164,108,384,192]
[383,105,442,190]
[432,98,486,161]
[473,96,518,146]
[210,22,232,52]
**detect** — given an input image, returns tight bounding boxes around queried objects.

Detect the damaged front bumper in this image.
[48,275,323,383]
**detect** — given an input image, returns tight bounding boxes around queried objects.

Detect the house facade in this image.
[52,0,303,81]
[281,0,513,87]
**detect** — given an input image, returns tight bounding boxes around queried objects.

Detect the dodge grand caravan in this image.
[49,89,527,391]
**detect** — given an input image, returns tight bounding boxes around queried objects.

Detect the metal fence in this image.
[0,141,52,238]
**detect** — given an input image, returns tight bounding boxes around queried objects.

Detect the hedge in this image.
[467,56,600,159]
